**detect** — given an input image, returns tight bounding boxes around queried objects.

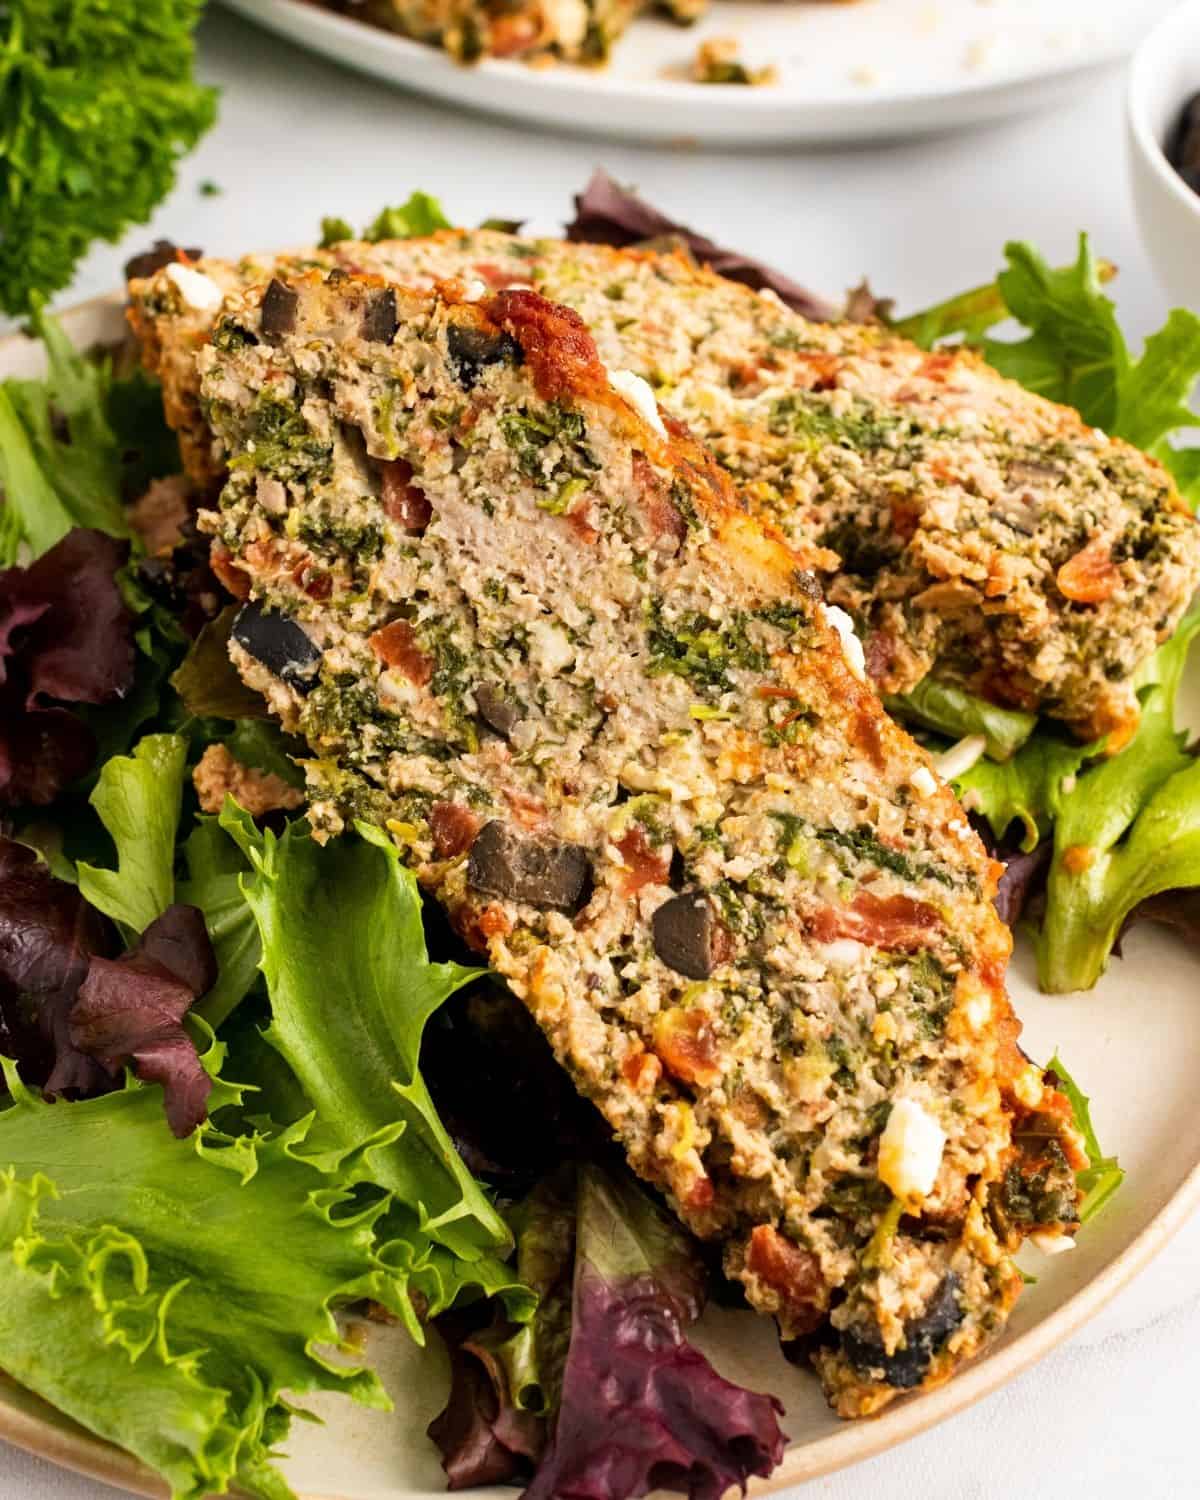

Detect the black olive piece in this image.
[446,323,523,390]
[652,891,720,980]
[467,821,591,912]
[260,279,299,342]
[124,239,204,281]
[362,287,398,344]
[1167,91,1200,195]
[475,682,524,738]
[841,1274,963,1389]
[231,601,322,692]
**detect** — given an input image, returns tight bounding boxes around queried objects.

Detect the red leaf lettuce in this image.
[0,528,135,806]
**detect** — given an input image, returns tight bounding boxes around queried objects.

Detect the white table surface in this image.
[3,5,1199,1496]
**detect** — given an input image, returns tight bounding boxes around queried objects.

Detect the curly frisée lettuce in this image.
[0,1057,411,1500]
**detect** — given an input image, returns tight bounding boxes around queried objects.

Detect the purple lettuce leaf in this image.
[1114,887,1200,956]
[0,837,115,1094]
[566,170,834,320]
[524,1166,785,1500]
[428,1306,548,1490]
[70,904,217,1136]
[429,1164,786,1500]
[0,527,135,806]
[0,838,215,1134]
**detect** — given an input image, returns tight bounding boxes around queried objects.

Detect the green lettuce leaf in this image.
[884,676,1037,761]
[0,1059,412,1500]
[179,802,262,1029]
[362,191,452,243]
[239,816,512,1260]
[1046,1053,1124,1222]
[956,730,1099,850]
[892,237,1200,474]
[0,385,74,560]
[1035,613,1200,991]
[4,305,129,540]
[77,733,188,936]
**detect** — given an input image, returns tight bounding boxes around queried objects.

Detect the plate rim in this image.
[217,0,1137,110]
[1,293,1198,1498]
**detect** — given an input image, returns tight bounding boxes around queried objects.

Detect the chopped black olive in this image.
[446,322,522,389]
[231,600,322,692]
[1167,91,1200,195]
[260,279,299,342]
[362,288,398,344]
[652,891,721,979]
[475,682,524,738]
[124,239,204,281]
[841,1274,963,1389]
[467,821,591,912]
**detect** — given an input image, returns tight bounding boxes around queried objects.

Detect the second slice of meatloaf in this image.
[197,270,1086,1417]
[130,231,1200,745]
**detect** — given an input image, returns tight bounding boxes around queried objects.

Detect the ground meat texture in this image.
[193,743,303,817]
[130,230,1200,744]
[197,270,1079,1418]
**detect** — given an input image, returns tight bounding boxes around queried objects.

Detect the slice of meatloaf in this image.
[348,0,704,65]
[196,269,1086,1417]
[130,230,1200,746]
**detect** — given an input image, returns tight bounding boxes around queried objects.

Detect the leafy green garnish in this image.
[0,1057,411,1500]
[956,731,1099,851]
[318,191,453,250]
[77,733,187,936]
[885,676,1037,762]
[0,1,217,316]
[238,815,512,1259]
[893,237,1200,478]
[1035,613,1200,992]
[179,803,263,1031]
[1046,1053,1125,1222]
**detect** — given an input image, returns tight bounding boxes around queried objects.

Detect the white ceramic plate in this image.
[218,0,1177,146]
[2,293,1199,1498]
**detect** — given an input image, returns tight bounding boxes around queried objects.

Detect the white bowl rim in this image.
[1127,0,1200,224]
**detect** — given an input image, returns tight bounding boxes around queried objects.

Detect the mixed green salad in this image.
[0,180,1188,1500]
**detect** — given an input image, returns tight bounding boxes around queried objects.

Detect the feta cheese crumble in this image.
[165,263,223,312]
[878,1098,946,1202]
[608,369,668,438]
[821,604,867,682]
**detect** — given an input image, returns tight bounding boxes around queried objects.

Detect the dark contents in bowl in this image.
[1167,91,1200,194]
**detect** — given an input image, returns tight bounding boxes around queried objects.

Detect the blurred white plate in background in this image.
[218,0,1178,146]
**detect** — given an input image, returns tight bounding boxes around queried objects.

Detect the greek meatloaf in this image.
[340,0,703,64]
[129,230,1200,745]
[196,269,1086,1416]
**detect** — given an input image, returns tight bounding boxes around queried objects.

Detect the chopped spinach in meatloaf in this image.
[197,271,1087,1417]
[129,229,1200,745]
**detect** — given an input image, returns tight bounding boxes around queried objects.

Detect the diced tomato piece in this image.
[379,458,432,533]
[1057,539,1120,604]
[686,1176,715,1212]
[209,542,251,600]
[429,801,482,859]
[632,453,685,548]
[621,1050,663,1093]
[810,889,940,952]
[888,494,921,542]
[745,1225,825,1336]
[615,825,672,896]
[369,619,432,684]
[653,1007,722,1088]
